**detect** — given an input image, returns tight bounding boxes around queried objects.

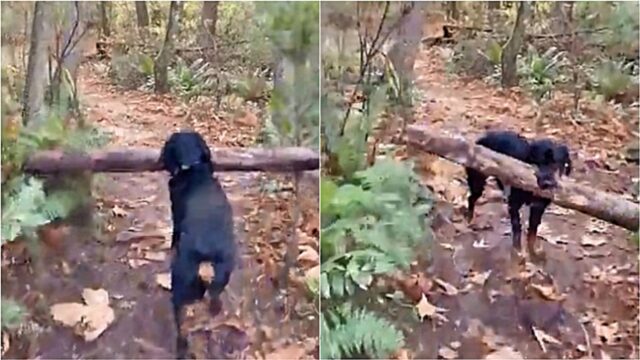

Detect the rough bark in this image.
[135,1,150,28]
[99,1,111,37]
[22,1,51,125]
[501,1,530,88]
[406,124,639,232]
[154,1,182,94]
[23,147,320,174]
[198,1,218,49]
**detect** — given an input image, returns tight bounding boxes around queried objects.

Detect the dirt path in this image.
[396,48,639,359]
[2,66,318,359]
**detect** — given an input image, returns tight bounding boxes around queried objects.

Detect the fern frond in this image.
[321,305,404,359]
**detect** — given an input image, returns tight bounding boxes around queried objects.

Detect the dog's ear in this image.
[554,144,571,177]
[160,135,180,175]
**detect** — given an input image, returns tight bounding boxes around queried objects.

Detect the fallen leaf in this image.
[532,326,561,353]
[529,283,565,301]
[50,288,115,342]
[156,273,171,290]
[601,349,612,360]
[473,238,490,248]
[450,341,461,349]
[2,331,8,356]
[392,348,411,360]
[438,346,457,359]
[468,270,491,286]
[117,230,167,244]
[51,303,87,326]
[581,235,606,247]
[594,321,619,344]
[434,278,459,296]
[297,245,319,264]
[440,242,455,250]
[416,294,448,322]
[128,258,151,268]
[82,288,110,306]
[265,343,306,360]
[143,251,167,262]
[485,346,523,359]
[111,205,128,217]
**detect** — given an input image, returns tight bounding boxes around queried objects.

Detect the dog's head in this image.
[528,139,571,190]
[160,131,212,176]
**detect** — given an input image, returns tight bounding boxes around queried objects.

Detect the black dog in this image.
[465,131,571,258]
[160,131,236,359]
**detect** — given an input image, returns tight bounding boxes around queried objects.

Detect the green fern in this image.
[321,304,404,359]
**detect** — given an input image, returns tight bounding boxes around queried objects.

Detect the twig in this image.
[579,320,593,359]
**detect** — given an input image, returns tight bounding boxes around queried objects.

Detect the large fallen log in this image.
[407,125,639,232]
[23,147,319,174]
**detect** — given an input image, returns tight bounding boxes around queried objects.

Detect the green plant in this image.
[589,59,635,101]
[169,58,218,102]
[519,45,567,101]
[1,298,26,330]
[321,304,405,359]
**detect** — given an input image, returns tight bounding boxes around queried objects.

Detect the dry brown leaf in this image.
[532,326,561,353]
[128,258,151,268]
[594,321,619,344]
[82,288,110,306]
[416,294,448,322]
[449,341,461,349]
[264,343,306,360]
[156,273,171,290]
[434,278,459,296]
[581,235,606,247]
[468,270,491,286]
[529,283,565,301]
[51,303,86,327]
[392,348,411,360]
[438,346,458,359]
[439,242,455,250]
[485,346,523,359]
[297,245,319,265]
[143,251,167,262]
[2,331,8,356]
[50,288,115,342]
[111,205,128,217]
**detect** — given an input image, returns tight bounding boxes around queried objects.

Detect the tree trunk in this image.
[154,1,182,94]
[23,146,320,174]
[501,1,530,88]
[551,1,566,34]
[99,1,111,37]
[135,1,150,28]
[198,1,219,49]
[406,125,639,232]
[446,1,458,21]
[22,1,51,125]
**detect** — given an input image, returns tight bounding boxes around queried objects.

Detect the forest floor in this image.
[384,46,639,359]
[2,61,319,359]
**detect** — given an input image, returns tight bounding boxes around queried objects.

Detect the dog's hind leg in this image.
[171,255,207,359]
[207,259,233,315]
[466,167,486,222]
[527,199,550,260]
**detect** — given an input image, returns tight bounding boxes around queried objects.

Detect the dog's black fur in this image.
[160,131,236,359]
[465,131,571,257]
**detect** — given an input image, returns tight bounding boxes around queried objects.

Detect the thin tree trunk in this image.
[199,1,219,48]
[99,1,110,37]
[154,1,182,94]
[446,1,458,21]
[501,1,530,88]
[135,1,150,28]
[22,1,51,125]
